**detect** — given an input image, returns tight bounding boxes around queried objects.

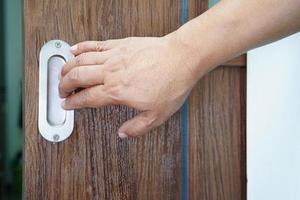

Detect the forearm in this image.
[173,0,300,79]
[60,0,300,136]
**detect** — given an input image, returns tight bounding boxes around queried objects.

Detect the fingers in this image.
[62,85,117,110]
[61,51,113,76]
[71,39,126,55]
[59,65,105,98]
[118,111,158,138]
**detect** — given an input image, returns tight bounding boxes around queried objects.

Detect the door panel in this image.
[24,0,181,199]
[25,0,247,199]
[188,1,247,199]
[189,67,247,200]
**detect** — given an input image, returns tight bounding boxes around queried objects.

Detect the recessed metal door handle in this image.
[38,40,74,143]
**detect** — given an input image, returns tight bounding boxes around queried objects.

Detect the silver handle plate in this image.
[38,40,74,143]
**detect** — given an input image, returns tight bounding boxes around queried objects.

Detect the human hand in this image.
[59,34,203,138]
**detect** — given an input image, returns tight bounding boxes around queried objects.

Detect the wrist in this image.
[158,30,208,90]
[168,26,215,82]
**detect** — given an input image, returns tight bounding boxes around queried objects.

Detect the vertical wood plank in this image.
[24,1,182,199]
[189,67,246,200]
[188,1,247,199]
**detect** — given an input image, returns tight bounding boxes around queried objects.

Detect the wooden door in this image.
[188,3,246,200]
[24,0,246,200]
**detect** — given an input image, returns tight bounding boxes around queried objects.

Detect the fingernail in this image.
[70,45,78,52]
[118,132,128,139]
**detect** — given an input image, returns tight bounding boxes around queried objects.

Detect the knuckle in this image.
[77,43,83,51]
[100,70,109,84]
[105,84,121,98]
[102,59,113,69]
[146,112,161,128]
[80,89,93,106]
[104,56,121,70]
[75,55,83,65]
[139,113,157,130]
[78,42,89,50]
[68,69,80,82]
[95,41,105,51]
[114,55,128,70]
[144,117,156,129]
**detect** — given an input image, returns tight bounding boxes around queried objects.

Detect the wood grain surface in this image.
[189,1,247,199]
[24,1,182,199]
[189,67,246,200]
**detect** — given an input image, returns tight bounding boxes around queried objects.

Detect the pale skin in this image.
[59,0,300,138]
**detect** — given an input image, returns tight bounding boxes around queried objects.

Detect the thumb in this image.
[118,111,157,138]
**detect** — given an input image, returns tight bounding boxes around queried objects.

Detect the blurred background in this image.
[0,0,23,199]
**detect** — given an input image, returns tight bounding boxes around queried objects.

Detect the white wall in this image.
[247,32,300,199]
